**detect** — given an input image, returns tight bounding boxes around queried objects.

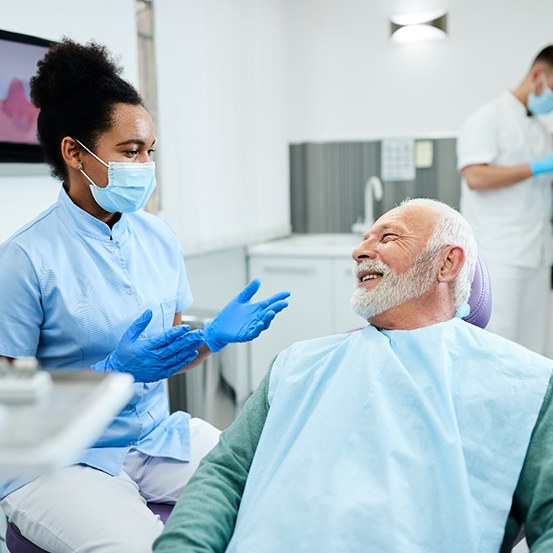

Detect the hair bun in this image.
[30,38,124,109]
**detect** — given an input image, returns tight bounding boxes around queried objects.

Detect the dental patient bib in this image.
[227,319,552,553]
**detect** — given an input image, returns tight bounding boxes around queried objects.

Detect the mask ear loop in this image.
[78,167,98,187]
[74,140,106,187]
[75,139,109,168]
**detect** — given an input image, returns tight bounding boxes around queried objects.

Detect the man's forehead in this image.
[375,204,439,232]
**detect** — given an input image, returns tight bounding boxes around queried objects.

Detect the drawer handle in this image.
[263,266,316,275]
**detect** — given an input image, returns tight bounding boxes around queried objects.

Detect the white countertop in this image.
[248,233,362,258]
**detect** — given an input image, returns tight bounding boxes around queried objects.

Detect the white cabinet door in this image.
[333,258,368,333]
[248,257,334,390]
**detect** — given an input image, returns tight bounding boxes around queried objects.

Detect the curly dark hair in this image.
[30,38,143,180]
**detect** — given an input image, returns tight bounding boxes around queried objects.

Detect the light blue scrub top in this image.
[0,187,193,498]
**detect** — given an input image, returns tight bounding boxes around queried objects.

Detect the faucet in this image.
[351,176,383,234]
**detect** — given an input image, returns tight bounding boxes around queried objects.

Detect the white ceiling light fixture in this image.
[390,10,448,43]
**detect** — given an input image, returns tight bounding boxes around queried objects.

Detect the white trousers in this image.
[1,417,220,553]
[485,262,550,355]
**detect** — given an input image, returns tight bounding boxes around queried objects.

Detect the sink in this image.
[351,176,383,235]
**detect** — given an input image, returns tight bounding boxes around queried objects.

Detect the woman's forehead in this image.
[109,103,155,140]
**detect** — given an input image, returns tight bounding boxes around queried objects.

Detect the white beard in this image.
[350,249,438,320]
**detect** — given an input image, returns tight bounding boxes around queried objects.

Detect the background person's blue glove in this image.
[204,279,290,352]
[530,152,553,175]
[92,309,205,383]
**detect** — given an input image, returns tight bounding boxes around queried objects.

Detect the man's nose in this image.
[352,238,377,262]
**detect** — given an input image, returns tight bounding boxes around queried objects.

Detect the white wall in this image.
[0,0,138,243]
[2,0,553,243]
[154,0,291,256]
[281,0,553,142]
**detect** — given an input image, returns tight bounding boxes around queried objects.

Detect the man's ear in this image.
[61,136,82,171]
[529,65,547,93]
[437,246,465,283]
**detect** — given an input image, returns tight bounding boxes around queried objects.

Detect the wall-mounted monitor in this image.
[0,29,55,163]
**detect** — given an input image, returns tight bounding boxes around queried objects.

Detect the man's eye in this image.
[382,233,398,242]
[125,150,139,157]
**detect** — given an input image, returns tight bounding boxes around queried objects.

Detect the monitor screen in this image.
[0,29,54,163]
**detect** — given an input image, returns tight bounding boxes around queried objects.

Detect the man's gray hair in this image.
[400,198,478,308]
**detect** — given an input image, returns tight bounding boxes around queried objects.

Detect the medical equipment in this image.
[0,371,133,479]
[0,364,52,405]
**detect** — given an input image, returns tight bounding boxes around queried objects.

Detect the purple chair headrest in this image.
[462,256,492,329]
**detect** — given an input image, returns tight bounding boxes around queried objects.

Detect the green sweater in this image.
[154,370,553,553]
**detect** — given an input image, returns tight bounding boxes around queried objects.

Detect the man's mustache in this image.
[353,259,392,279]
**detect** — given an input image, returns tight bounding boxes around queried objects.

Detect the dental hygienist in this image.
[457,45,553,355]
[0,39,289,553]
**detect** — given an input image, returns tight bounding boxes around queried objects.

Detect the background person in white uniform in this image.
[457,45,553,354]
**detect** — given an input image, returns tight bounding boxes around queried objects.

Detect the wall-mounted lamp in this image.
[390,10,448,43]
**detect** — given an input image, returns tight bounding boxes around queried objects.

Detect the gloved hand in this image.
[92,309,205,383]
[204,279,290,352]
[530,152,553,175]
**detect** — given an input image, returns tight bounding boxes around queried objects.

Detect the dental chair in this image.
[3,257,522,552]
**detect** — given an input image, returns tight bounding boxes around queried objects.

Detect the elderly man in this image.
[153,199,553,553]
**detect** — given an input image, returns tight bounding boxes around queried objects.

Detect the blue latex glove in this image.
[530,152,553,175]
[204,279,290,352]
[92,309,205,383]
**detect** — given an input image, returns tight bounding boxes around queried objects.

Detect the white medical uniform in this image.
[458,91,553,353]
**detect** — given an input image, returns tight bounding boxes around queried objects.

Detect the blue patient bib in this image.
[227,319,552,553]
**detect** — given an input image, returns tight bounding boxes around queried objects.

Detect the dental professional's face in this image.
[78,102,156,189]
[350,205,440,323]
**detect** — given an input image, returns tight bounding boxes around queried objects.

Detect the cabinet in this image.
[247,234,366,390]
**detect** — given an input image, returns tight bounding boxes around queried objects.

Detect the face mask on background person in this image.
[76,139,157,213]
[528,74,553,115]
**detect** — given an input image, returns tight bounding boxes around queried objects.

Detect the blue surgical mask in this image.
[76,140,157,213]
[528,83,553,115]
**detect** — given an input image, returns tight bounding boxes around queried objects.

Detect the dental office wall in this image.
[2,0,553,241]
[280,0,553,142]
[2,0,553,250]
